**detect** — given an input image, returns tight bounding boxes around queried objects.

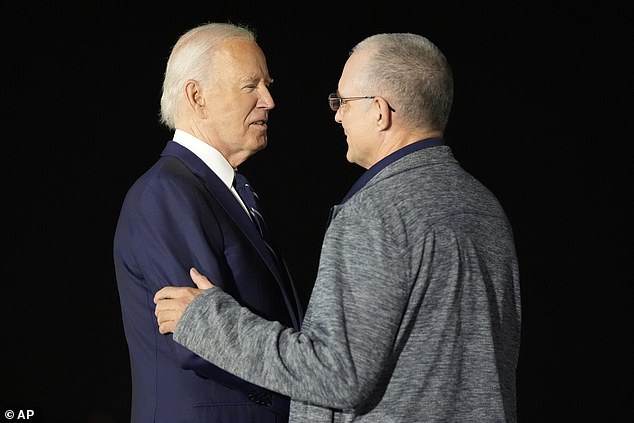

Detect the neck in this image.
[175,123,250,168]
[371,129,443,167]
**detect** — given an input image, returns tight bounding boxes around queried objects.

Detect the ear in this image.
[184,79,206,118]
[374,97,392,131]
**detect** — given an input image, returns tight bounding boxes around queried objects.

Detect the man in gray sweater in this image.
[155,33,521,422]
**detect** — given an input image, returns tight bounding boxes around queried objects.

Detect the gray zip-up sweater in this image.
[174,146,521,422]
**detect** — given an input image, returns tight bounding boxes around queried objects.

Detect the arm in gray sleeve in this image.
[173,208,409,410]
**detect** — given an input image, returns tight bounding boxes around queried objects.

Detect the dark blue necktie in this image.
[233,171,270,242]
[233,171,304,327]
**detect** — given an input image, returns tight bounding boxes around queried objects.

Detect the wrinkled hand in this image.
[154,268,214,334]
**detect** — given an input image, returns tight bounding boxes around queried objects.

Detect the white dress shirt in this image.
[172,129,250,216]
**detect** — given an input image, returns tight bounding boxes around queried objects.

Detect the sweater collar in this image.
[340,137,445,204]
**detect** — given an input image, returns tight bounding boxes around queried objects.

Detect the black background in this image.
[2,1,630,422]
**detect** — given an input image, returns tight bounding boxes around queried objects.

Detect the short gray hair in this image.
[159,23,256,129]
[351,33,453,131]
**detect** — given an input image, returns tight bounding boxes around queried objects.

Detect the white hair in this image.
[159,23,256,129]
[351,33,453,131]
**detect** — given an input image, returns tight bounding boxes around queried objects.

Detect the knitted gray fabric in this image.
[175,146,521,422]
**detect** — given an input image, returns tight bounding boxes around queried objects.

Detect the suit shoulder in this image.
[138,156,201,188]
[121,156,207,209]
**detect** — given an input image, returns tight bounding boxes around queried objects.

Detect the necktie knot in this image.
[233,171,258,212]
[234,171,268,239]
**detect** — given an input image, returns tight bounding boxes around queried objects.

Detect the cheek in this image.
[216,109,246,133]
[216,94,252,119]
[341,116,355,137]
[342,117,366,144]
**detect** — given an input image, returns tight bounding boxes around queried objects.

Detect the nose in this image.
[334,107,342,123]
[259,86,275,110]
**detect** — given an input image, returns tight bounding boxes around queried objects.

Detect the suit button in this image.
[248,391,272,407]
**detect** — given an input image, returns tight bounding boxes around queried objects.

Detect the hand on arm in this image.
[154,268,214,334]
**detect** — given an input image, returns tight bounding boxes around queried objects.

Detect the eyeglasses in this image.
[327,93,375,111]
[328,92,395,112]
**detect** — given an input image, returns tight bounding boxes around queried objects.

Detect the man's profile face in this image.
[336,49,378,169]
[202,37,275,166]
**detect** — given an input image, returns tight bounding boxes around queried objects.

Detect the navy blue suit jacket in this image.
[114,142,303,422]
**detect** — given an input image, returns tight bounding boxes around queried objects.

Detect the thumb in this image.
[190,267,214,290]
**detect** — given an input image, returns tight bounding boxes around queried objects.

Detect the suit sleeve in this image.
[132,166,260,391]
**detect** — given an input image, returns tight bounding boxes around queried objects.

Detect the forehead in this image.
[338,49,369,92]
[213,38,270,79]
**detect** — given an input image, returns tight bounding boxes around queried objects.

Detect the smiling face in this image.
[334,48,380,169]
[200,37,275,167]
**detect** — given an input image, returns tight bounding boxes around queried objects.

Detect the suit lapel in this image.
[161,142,302,328]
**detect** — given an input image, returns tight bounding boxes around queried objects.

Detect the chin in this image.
[256,137,268,150]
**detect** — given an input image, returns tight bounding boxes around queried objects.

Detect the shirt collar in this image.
[340,137,445,204]
[172,129,235,189]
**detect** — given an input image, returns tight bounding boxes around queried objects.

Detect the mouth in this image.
[250,119,268,128]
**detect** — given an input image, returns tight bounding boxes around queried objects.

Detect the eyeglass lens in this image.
[328,93,340,111]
